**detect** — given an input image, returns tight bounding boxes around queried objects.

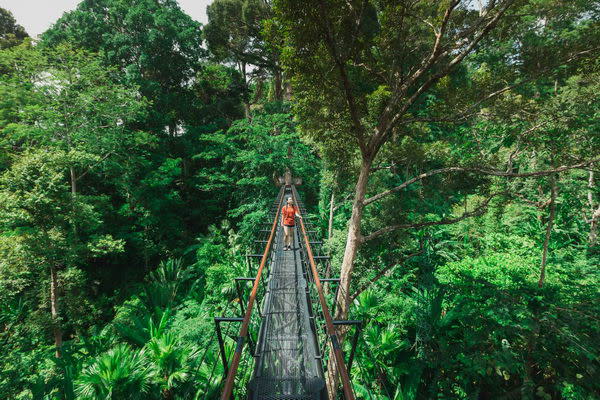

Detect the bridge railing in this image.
[219,186,286,399]
[291,185,357,400]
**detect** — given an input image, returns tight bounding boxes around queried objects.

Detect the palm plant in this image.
[145,332,198,399]
[113,304,171,346]
[51,340,84,400]
[353,324,410,399]
[350,291,414,399]
[353,290,380,322]
[145,258,188,307]
[75,343,156,400]
[193,342,229,399]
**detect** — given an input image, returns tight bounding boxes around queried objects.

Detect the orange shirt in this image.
[281,205,299,226]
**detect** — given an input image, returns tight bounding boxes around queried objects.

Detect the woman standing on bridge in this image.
[281,196,302,250]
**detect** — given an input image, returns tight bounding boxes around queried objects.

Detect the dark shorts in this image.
[283,224,295,227]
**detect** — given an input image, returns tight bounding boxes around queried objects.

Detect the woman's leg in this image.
[283,225,291,247]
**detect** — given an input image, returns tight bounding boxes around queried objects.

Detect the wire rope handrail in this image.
[220,186,286,399]
[291,185,356,400]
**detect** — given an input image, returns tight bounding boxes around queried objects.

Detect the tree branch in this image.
[397,1,461,96]
[374,0,516,152]
[588,168,595,212]
[362,191,508,243]
[404,45,600,126]
[364,159,600,206]
[333,193,353,211]
[75,151,115,182]
[317,0,367,153]
[350,243,424,301]
[406,82,519,124]
[513,192,552,209]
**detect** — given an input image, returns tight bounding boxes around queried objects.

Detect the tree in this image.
[194,107,321,238]
[40,2,248,267]
[274,0,520,321]
[42,0,203,135]
[145,332,198,400]
[205,0,282,115]
[0,44,148,190]
[0,8,28,49]
[0,150,125,357]
[0,44,147,358]
[586,167,600,245]
[273,0,599,395]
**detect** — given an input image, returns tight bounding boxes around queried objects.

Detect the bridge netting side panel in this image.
[248,187,326,400]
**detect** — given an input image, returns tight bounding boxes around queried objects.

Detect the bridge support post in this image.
[235,277,263,316]
[332,320,363,378]
[215,317,252,379]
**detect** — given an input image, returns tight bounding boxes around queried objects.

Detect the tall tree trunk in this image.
[587,169,600,245]
[326,349,339,400]
[522,319,540,399]
[239,61,250,119]
[328,189,335,244]
[253,78,265,104]
[70,167,77,195]
[327,156,372,400]
[283,78,292,101]
[50,265,62,358]
[336,156,372,319]
[523,174,558,397]
[538,174,558,288]
[590,209,600,246]
[244,102,251,119]
[144,225,150,272]
[324,189,335,296]
[274,68,283,101]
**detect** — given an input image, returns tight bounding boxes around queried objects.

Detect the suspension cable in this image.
[291,185,356,400]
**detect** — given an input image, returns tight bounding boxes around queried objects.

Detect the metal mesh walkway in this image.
[248,188,326,400]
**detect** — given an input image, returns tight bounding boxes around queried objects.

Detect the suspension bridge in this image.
[213,177,362,399]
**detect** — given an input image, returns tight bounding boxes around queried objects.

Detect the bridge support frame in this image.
[214,317,244,379]
[332,320,363,378]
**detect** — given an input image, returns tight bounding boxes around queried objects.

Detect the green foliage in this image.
[205,0,282,104]
[205,0,274,67]
[75,344,154,400]
[431,250,599,398]
[42,0,204,132]
[0,8,28,49]
[0,148,123,331]
[0,1,599,399]
[343,184,600,399]
[195,109,321,240]
[0,43,150,398]
[146,332,198,395]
